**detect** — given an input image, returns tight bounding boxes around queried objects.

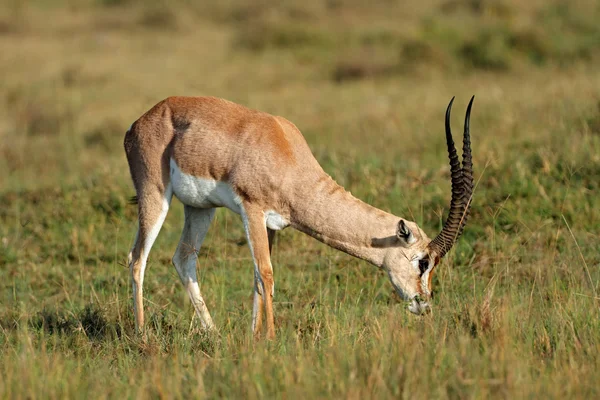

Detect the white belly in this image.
[170,159,290,230]
[170,159,243,214]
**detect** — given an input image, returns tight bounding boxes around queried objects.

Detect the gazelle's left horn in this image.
[428,96,475,258]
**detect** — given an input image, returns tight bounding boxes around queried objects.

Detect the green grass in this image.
[1,0,599,398]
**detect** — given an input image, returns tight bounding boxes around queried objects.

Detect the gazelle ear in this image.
[396,220,415,244]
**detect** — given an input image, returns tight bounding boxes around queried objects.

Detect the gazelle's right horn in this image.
[428,96,475,258]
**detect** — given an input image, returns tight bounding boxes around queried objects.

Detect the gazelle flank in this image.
[124,95,475,339]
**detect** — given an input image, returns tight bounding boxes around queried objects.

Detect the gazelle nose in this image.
[408,298,431,315]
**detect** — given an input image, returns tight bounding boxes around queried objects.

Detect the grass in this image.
[1,0,599,398]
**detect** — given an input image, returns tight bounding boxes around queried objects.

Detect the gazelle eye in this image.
[418,259,429,274]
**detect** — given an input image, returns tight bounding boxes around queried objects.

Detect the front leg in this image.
[251,228,276,338]
[242,206,276,340]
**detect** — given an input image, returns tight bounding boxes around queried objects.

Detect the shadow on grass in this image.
[5,304,223,358]
[30,304,120,341]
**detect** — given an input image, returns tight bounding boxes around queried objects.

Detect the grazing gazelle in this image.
[124,95,474,339]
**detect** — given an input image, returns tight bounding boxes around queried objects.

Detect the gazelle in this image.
[124,95,474,339]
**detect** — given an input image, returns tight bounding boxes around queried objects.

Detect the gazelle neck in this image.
[288,174,399,268]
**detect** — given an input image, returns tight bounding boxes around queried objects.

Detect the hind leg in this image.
[172,206,216,330]
[127,185,172,332]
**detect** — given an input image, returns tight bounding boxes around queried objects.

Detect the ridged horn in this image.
[428,96,475,258]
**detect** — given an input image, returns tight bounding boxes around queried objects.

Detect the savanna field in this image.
[1,0,599,398]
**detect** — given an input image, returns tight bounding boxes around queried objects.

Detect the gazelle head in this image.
[383,97,475,315]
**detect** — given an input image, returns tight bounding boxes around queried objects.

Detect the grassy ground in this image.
[1,0,599,398]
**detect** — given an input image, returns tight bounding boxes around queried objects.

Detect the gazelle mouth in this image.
[408,297,431,315]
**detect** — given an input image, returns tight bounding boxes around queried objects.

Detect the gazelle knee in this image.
[172,252,197,286]
[259,269,273,285]
[258,270,274,299]
[171,255,186,284]
[130,259,144,285]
